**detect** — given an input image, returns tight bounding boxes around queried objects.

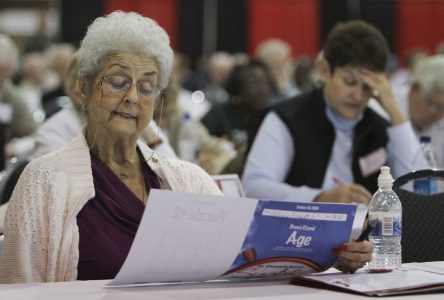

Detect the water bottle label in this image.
[413,178,437,195]
[369,213,402,237]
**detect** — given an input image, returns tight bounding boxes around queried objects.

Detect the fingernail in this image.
[338,243,348,250]
[331,248,341,255]
[331,243,348,254]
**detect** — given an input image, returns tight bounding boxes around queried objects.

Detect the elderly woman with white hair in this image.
[0,11,221,283]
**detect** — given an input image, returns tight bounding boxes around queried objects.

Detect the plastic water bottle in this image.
[177,112,198,162]
[368,166,402,272]
[413,135,438,195]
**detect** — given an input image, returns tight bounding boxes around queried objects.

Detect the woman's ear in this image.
[315,58,331,82]
[409,82,423,107]
[77,75,88,99]
[70,85,83,106]
[410,82,421,95]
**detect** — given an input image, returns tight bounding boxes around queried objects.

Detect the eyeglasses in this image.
[98,75,164,101]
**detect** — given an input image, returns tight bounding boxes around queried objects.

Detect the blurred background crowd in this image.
[0,0,443,181]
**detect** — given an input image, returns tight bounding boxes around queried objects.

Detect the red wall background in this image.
[247,0,319,57]
[102,0,444,62]
[104,0,319,58]
[397,1,444,63]
[105,0,178,50]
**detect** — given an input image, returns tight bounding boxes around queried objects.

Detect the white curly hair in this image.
[78,11,173,88]
[412,55,444,99]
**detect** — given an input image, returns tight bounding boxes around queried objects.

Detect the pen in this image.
[332,177,345,186]
[355,220,377,242]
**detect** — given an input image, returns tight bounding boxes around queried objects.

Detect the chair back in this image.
[0,158,30,205]
[393,169,444,263]
[212,174,245,197]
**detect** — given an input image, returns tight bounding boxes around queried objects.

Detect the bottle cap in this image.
[183,112,192,121]
[378,166,393,188]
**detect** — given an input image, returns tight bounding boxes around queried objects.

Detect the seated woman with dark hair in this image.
[201,60,276,174]
[0,11,221,283]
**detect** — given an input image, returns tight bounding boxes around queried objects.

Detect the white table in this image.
[0,278,443,300]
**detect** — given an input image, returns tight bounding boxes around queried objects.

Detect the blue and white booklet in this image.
[109,190,366,286]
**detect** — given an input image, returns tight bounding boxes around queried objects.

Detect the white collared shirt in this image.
[242,98,422,202]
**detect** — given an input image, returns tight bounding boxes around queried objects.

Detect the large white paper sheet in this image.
[110,190,258,286]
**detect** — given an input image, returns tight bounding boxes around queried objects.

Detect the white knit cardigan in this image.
[0,132,222,283]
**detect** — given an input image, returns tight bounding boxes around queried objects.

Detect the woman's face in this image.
[410,86,444,130]
[322,64,373,120]
[239,66,272,112]
[85,52,160,140]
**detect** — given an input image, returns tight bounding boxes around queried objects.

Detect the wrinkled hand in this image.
[333,241,373,273]
[314,184,372,205]
[359,68,405,126]
[197,139,236,175]
[198,151,233,175]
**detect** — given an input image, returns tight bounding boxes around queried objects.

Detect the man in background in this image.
[371,55,444,168]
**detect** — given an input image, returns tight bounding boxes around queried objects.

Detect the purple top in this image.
[76,151,160,280]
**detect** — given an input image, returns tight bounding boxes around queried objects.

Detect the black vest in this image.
[273,88,390,193]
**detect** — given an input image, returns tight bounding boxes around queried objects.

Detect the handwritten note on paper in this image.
[110,190,258,285]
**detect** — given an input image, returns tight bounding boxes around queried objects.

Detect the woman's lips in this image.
[113,111,136,119]
[344,102,362,110]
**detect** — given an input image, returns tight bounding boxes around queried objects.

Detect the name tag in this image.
[0,102,13,124]
[359,147,387,177]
